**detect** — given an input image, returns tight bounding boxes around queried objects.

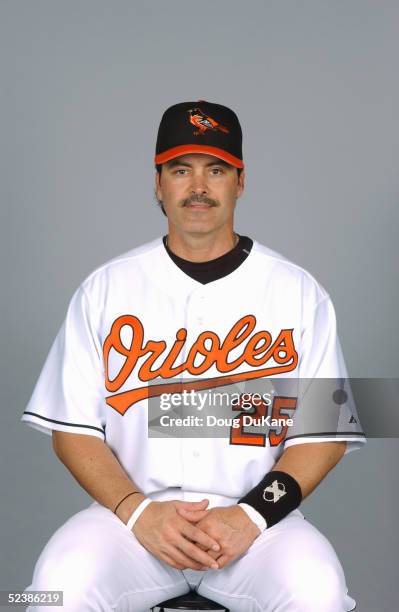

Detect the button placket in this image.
[179,288,212,490]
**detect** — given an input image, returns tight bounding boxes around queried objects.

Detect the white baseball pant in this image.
[25,502,356,612]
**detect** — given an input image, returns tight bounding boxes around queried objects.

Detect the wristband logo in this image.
[103,313,298,415]
[263,480,287,503]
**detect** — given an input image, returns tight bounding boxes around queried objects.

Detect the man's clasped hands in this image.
[133,498,260,571]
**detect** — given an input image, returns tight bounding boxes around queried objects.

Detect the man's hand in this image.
[177,505,261,569]
[132,498,221,571]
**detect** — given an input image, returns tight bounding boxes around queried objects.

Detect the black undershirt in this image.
[162,234,253,284]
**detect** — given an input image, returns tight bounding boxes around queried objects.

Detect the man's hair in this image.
[154,164,243,216]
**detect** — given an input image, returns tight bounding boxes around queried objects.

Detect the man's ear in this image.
[155,170,162,202]
[237,169,245,198]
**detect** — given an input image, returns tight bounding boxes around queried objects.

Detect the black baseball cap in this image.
[154,100,244,168]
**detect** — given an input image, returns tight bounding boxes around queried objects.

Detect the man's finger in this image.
[166,541,217,570]
[204,548,220,559]
[181,523,220,552]
[212,553,230,569]
[174,536,219,569]
[159,551,186,570]
[161,550,202,571]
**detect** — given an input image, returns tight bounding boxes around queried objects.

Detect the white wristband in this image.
[238,502,267,532]
[126,498,152,531]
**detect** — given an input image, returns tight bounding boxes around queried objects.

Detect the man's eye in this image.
[211,168,223,174]
[175,169,187,175]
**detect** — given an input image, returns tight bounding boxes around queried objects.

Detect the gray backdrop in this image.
[1,1,398,610]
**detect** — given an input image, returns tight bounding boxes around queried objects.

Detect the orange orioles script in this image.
[103,314,298,415]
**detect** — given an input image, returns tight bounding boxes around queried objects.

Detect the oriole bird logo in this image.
[188,107,230,135]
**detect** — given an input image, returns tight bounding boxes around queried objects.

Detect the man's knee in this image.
[284,559,345,611]
[29,546,106,611]
[28,531,189,612]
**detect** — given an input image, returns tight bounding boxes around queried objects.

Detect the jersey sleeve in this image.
[283,295,366,455]
[21,285,106,440]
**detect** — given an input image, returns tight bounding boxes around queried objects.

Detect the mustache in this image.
[182,194,218,207]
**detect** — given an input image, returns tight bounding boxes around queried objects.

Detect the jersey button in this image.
[193,450,200,458]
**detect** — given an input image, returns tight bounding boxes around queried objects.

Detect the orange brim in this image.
[154,144,244,168]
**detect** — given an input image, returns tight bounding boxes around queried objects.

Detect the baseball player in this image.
[22,100,366,611]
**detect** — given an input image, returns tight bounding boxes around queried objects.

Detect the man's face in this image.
[155,153,245,236]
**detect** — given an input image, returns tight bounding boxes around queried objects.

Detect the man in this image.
[22,100,365,611]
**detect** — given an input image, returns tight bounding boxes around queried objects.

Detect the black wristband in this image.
[238,471,302,529]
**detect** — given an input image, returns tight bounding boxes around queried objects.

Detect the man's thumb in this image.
[176,498,209,510]
[177,506,209,522]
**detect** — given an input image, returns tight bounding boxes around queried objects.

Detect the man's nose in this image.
[190,171,208,193]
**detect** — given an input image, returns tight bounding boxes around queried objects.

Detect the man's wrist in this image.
[115,492,146,524]
[238,470,302,529]
[127,498,152,531]
[238,503,267,533]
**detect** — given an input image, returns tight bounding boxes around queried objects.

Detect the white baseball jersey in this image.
[22,237,366,507]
